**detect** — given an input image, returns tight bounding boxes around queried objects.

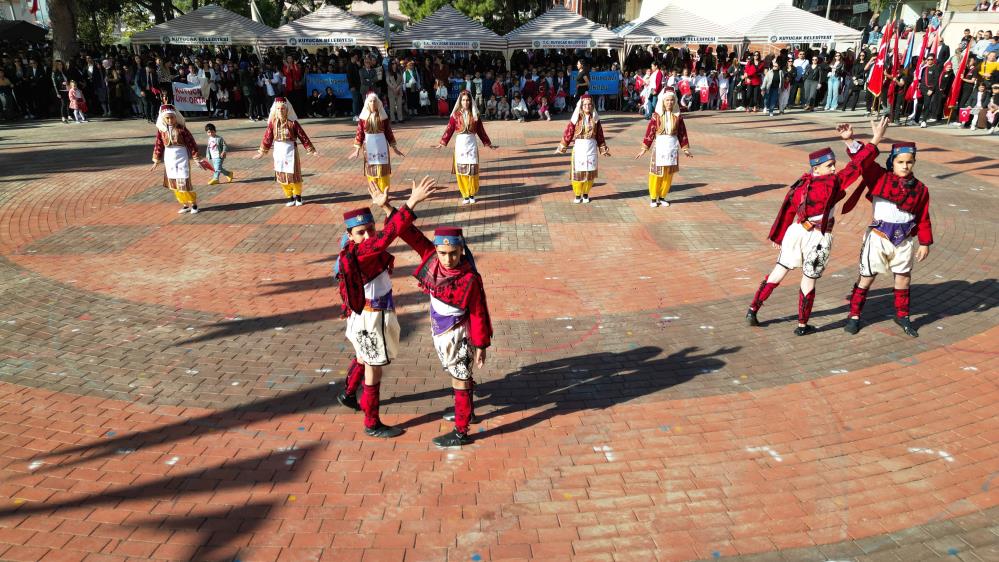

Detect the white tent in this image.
[390,5,506,52]
[261,5,385,51]
[622,4,743,51]
[504,5,623,64]
[131,5,275,46]
[728,3,862,45]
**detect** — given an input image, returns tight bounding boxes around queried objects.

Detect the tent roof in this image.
[623,4,743,46]
[390,5,505,52]
[261,5,384,48]
[728,3,861,43]
[504,6,623,51]
[0,20,47,42]
[131,5,275,45]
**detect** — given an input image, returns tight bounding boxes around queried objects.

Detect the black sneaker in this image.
[793,325,816,336]
[442,408,481,424]
[894,316,919,338]
[364,423,403,438]
[844,317,861,335]
[432,429,471,447]
[337,391,361,411]
[746,309,760,327]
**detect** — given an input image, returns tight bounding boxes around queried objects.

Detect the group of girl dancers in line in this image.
[150,86,934,445]
[149,87,695,211]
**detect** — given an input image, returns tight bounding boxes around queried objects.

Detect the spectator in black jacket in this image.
[347,52,361,121]
[919,55,941,127]
[840,50,869,111]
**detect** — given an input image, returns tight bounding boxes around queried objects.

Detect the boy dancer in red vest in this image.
[399,224,492,447]
[334,177,440,437]
[746,124,868,335]
[840,117,933,337]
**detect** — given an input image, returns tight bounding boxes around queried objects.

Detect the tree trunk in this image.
[49,0,80,63]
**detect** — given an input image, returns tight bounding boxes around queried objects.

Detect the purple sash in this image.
[872,220,915,247]
[430,307,465,336]
[365,291,394,310]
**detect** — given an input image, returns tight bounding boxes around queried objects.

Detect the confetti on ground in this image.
[908,447,955,463]
[746,445,783,462]
[27,461,43,471]
[165,456,180,466]
[593,445,616,462]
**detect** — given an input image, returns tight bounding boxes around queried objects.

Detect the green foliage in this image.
[398,0,448,22]
[398,0,554,34]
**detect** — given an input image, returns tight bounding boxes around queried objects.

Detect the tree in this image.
[49,0,81,61]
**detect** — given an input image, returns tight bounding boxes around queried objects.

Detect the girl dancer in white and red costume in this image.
[556,94,610,204]
[435,89,497,204]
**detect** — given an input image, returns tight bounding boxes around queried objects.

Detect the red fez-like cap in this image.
[434,227,463,237]
[160,104,176,112]
[808,148,834,161]
[274,96,287,103]
[343,208,371,220]
[891,141,916,150]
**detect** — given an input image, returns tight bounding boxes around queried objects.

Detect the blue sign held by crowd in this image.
[305,74,351,99]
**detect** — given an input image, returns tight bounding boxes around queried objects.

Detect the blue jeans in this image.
[351,89,362,117]
[825,77,841,110]
[765,87,780,112]
[212,157,230,180]
[645,94,657,119]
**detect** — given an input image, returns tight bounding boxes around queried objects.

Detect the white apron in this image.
[164,146,190,180]
[271,140,296,174]
[365,132,389,165]
[655,134,680,167]
[455,133,479,166]
[573,138,598,172]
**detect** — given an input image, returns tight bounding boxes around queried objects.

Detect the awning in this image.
[504,5,623,51]
[261,4,385,50]
[622,5,743,49]
[0,20,47,42]
[728,3,862,44]
[131,5,276,46]
[390,5,506,52]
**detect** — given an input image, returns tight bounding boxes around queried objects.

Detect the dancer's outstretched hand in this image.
[870,116,890,145]
[474,347,487,368]
[916,245,929,262]
[392,146,406,157]
[836,123,854,141]
[347,147,360,160]
[367,179,389,208]
[252,151,263,160]
[635,147,648,159]
[405,176,439,209]
[149,161,159,171]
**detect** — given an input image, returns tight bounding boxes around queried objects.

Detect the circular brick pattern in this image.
[0,113,995,561]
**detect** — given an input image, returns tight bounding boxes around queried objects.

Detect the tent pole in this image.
[381,0,390,53]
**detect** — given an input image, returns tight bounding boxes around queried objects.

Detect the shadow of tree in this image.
[0,446,319,560]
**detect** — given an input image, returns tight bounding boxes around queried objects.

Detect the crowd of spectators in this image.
[0,22,996,134]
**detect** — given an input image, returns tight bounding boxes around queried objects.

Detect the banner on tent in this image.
[288,36,358,47]
[172,83,207,111]
[654,35,719,45]
[768,34,834,43]
[413,40,480,50]
[305,74,352,99]
[532,39,598,49]
[162,35,231,45]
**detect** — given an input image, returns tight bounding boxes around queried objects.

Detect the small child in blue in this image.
[205,123,234,185]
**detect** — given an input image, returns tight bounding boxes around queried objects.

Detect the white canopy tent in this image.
[131,4,276,47]
[261,4,385,52]
[389,5,506,53]
[728,3,862,47]
[504,5,624,66]
[621,4,743,52]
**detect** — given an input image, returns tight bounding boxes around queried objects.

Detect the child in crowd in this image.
[538,94,552,120]
[205,123,234,185]
[497,96,510,120]
[419,88,430,115]
[435,80,449,117]
[217,87,230,119]
[485,95,498,119]
[68,80,88,123]
[473,71,484,109]
[554,87,567,113]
